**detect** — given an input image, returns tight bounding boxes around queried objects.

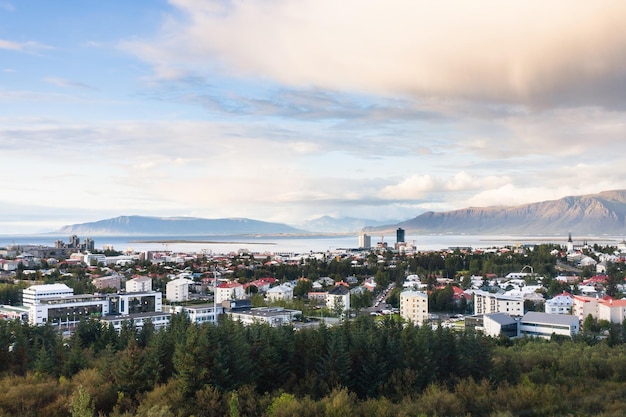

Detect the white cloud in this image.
[380,175,435,199]
[126,0,626,108]
[0,39,51,52]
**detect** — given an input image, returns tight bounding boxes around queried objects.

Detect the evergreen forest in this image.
[2,313,626,417]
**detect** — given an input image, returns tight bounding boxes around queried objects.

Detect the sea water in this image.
[0,233,622,255]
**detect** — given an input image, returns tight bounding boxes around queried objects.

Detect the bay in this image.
[0,233,622,255]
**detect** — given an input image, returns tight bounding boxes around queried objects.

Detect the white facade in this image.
[126,276,152,293]
[572,295,601,322]
[473,290,523,316]
[326,286,350,312]
[29,291,163,326]
[519,311,579,339]
[545,293,573,314]
[22,284,74,307]
[598,299,626,324]
[166,277,194,302]
[215,282,245,304]
[266,285,294,302]
[228,307,301,327]
[399,290,429,325]
[358,234,371,249]
[483,313,519,338]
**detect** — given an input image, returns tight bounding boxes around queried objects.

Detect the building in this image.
[326,285,350,313]
[215,281,245,304]
[166,277,194,302]
[399,290,428,325]
[483,313,519,338]
[22,284,74,307]
[126,276,153,293]
[396,228,405,244]
[266,284,294,302]
[165,304,224,325]
[519,311,579,339]
[598,298,626,324]
[358,234,371,249]
[545,292,573,314]
[228,307,301,327]
[28,290,163,326]
[92,275,122,291]
[473,290,523,316]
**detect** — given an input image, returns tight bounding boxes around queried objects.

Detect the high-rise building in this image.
[396,228,405,244]
[358,234,371,249]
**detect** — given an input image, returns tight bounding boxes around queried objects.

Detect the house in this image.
[399,290,428,325]
[545,292,573,314]
[266,284,294,302]
[519,311,579,339]
[326,285,350,313]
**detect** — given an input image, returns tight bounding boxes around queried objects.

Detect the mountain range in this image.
[55,216,306,236]
[368,189,626,235]
[55,190,626,236]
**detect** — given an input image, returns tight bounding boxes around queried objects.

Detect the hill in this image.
[55,215,307,236]
[367,189,626,235]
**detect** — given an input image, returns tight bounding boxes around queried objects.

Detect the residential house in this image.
[545,292,573,314]
[326,285,350,313]
[266,284,294,302]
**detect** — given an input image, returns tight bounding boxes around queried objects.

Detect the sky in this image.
[1,0,626,234]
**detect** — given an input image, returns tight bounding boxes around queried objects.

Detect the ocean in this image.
[0,233,622,255]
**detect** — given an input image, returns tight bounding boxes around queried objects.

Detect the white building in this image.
[399,290,429,325]
[326,285,350,313]
[165,304,224,325]
[473,290,524,316]
[28,290,163,326]
[22,284,74,307]
[166,277,194,302]
[358,234,371,249]
[482,312,519,338]
[228,307,301,327]
[126,276,152,293]
[519,311,579,339]
[215,281,245,304]
[266,285,294,302]
[545,292,574,314]
[598,299,626,324]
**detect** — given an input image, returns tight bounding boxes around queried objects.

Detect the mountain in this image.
[55,216,307,236]
[366,190,626,235]
[298,216,397,233]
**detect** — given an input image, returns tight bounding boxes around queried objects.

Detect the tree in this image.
[69,385,95,417]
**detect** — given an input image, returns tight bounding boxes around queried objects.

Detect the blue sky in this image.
[2,0,626,233]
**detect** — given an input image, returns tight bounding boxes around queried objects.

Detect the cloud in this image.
[0,39,51,52]
[125,0,626,109]
[44,77,96,90]
[0,2,14,12]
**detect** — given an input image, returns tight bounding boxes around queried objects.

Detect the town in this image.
[1,231,625,339]
[1,231,626,416]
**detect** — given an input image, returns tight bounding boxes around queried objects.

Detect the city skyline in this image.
[2,1,626,233]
